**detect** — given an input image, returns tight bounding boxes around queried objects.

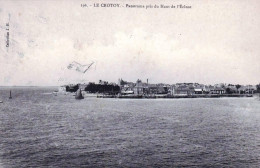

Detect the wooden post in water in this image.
[9,90,12,99]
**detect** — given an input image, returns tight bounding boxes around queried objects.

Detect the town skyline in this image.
[61,78,259,97]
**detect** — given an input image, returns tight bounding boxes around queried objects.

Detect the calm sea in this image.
[0,87,259,168]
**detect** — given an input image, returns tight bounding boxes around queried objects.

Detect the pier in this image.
[96,94,253,99]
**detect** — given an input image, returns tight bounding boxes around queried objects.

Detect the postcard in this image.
[0,0,259,167]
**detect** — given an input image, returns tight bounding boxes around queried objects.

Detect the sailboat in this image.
[75,89,84,99]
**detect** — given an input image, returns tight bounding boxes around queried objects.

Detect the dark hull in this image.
[75,95,84,99]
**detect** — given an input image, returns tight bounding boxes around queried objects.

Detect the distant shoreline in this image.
[0,86,58,88]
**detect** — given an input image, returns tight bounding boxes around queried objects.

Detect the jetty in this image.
[96,94,253,99]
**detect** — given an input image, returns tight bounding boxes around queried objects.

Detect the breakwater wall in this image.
[96,94,253,99]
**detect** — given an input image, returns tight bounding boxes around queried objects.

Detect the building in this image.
[133,82,145,95]
[175,86,193,95]
[58,86,66,92]
[238,85,256,94]
[194,88,203,94]
[121,84,134,95]
[147,84,158,94]
[210,87,225,94]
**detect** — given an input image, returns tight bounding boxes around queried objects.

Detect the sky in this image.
[0,0,259,86]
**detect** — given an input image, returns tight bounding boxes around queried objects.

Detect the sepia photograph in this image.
[0,0,260,167]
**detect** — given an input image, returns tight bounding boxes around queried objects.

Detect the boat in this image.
[75,89,84,99]
[0,101,3,103]
[52,91,58,96]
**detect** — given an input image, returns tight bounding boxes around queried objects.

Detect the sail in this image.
[67,61,94,73]
[75,89,84,99]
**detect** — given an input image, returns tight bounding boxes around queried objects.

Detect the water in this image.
[0,87,259,167]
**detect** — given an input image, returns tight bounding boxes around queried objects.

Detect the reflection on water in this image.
[0,87,260,167]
